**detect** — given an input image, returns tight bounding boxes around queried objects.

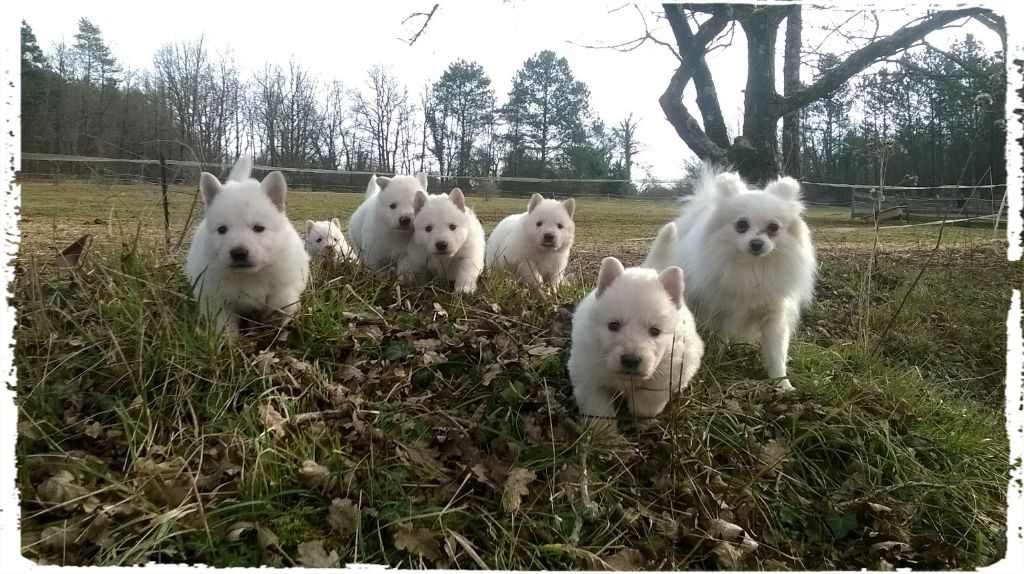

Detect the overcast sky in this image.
[15,1,1012,179]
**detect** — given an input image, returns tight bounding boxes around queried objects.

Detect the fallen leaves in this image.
[393,523,441,562]
[259,403,287,438]
[326,498,359,536]
[296,460,331,489]
[501,467,536,514]
[296,539,341,568]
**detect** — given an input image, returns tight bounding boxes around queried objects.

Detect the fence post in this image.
[160,156,171,247]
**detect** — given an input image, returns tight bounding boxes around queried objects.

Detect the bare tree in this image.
[352,65,412,173]
[658,4,1001,183]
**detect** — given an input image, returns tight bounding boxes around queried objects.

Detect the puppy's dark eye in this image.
[536,221,543,227]
[767,222,780,235]
[217,225,228,235]
[449,224,456,231]
[557,223,563,229]
[253,225,265,233]
[735,219,749,233]
[316,238,322,243]
[649,327,661,337]
[608,321,621,332]
[425,225,433,233]
[390,203,397,209]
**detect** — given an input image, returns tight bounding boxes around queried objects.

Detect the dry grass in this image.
[13,180,1014,569]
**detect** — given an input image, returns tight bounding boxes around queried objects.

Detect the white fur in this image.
[568,257,704,427]
[348,172,427,271]
[485,193,576,290]
[397,188,485,294]
[305,218,354,261]
[644,165,816,389]
[185,156,310,338]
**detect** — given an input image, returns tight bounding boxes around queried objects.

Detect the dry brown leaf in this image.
[258,403,287,438]
[297,460,331,489]
[757,438,791,474]
[227,521,256,542]
[604,547,644,570]
[413,338,442,351]
[37,470,89,506]
[526,344,559,356]
[338,364,365,384]
[398,443,446,480]
[327,498,359,535]
[256,523,280,551]
[393,523,441,562]
[501,467,536,514]
[296,539,341,568]
[39,524,82,551]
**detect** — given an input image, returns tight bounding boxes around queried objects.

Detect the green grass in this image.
[14,181,1015,569]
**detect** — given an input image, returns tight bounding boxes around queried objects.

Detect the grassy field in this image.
[13,181,1017,569]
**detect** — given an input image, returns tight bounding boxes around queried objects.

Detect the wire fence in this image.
[18,153,1007,220]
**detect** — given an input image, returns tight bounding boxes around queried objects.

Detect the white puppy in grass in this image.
[348,173,426,271]
[397,187,485,294]
[304,218,354,261]
[485,193,575,290]
[568,245,704,429]
[185,156,310,338]
[644,165,816,390]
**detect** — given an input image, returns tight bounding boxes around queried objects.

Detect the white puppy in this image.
[568,253,704,427]
[185,156,310,338]
[348,173,426,271]
[644,165,816,390]
[397,188,485,294]
[485,193,576,290]
[305,218,354,261]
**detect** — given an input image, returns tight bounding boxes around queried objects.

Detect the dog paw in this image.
[773,378,795,393]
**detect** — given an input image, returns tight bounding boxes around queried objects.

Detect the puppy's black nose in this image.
[620,354,641,370]
[543,233,555,243]
[435,241,448,252]
[399,216,411,227]
[749,239,764,253]
[229,247,249,262]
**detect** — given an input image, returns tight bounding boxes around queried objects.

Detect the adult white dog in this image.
[568,251,704,428]
[485,193,575,290]
[348,173,426,271]
[644,165,816,390]
[185,156,309,338]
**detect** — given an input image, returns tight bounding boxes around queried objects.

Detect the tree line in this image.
[20,18,638,195]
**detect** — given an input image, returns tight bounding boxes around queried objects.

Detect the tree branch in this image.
[777,7,987,116]
[402,4,439,46]
[665,4,731,149]
[659,4,732,162]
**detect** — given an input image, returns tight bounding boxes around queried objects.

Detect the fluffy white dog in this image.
[644,166,816,390]
[397,188,485,294]
[305,218,354,261]
[568,251,704,427]
[485,193,576,290]
[348,173,426,271]
[185,156,310,338]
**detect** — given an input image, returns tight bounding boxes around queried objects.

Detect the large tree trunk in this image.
[736,7,787,184]
[781,5,802,179]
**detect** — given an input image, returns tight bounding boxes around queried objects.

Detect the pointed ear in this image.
[375,175,390,192]
[261,171,287,211]
[416,172,428,190]
[765,176,802,202]
[200,172,222,205]
[366,174,380,197]
[449,187,466,211]
[596,257,625,298]
[658,266,685,308]
[527,193,544,213]
[331,217,341,229]
[562,197,576,219]
[714,172,745,198]
[305,220,315,234]
[413,190,428,213]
